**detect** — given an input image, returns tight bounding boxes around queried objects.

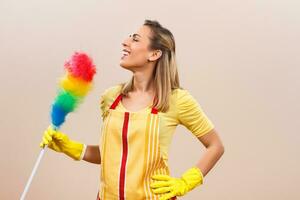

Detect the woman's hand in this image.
[150,167,204,200]
[39,126,85,161]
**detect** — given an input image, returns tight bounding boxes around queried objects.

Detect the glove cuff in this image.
[63,140,85,161]
[181,166,204,191]
[194,167,204,185]
[79,144,87,160]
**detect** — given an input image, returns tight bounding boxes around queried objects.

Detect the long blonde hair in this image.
[120,19,182,112]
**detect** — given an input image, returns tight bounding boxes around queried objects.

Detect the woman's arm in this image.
[82,145,101,164]
[196,128,225,177]
[150,128,224,199]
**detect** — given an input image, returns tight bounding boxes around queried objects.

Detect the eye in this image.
[128,34,139,42]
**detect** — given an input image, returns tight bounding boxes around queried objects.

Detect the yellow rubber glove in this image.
[39,126,86,161]
[150,167,204,200]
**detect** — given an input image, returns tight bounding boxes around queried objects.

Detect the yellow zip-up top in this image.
[97,84,215,200]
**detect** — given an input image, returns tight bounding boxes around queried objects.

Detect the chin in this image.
[119,59,144,70]
[119,61,132,70]
[119,60,127,68]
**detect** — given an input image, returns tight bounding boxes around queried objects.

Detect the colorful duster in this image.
[51,52,96,128]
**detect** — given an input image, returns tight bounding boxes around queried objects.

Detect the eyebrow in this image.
[132,33,141,38]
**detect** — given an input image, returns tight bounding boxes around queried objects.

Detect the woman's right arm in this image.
[82,145,101,164]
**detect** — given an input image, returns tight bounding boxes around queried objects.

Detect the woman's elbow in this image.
[218,144,225,156]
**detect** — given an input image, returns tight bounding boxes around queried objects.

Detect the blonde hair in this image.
[120,19,182,112]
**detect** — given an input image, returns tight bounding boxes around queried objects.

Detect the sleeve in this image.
[99,84,123,120]
[176,89,215,137]
[99,88,110,120]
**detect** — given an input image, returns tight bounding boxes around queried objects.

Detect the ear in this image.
[148,50,162,62]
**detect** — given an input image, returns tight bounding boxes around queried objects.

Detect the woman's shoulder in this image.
[170,87,201,111]
[99,83,123,119]
[165,87,194,114]
[171,87,191,101]
[101,83,123,98]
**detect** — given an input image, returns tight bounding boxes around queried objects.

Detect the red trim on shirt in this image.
[119,112,130,200]
[110,94,123,110]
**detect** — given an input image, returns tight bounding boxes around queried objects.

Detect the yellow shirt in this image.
[99,84,214,161]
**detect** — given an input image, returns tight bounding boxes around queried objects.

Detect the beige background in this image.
[1,0,299,199]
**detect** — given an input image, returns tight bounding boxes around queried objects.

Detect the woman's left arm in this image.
[195,128,225,177]
[150,129,224,200]
[151,89,225,199]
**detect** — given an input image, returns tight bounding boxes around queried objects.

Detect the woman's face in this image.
[120,25,155,70]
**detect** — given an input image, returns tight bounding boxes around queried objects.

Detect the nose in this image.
[121,35,131,47]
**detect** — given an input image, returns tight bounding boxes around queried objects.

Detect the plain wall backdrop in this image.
[1,0,299,199]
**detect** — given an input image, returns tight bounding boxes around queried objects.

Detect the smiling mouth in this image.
[121,49,130,59]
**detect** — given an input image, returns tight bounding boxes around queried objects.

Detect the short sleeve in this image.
[99,89,109,120]
[176,89,214,137]
[99,84,123,120]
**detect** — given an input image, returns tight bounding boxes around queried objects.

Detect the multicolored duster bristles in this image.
[51,52,96,128]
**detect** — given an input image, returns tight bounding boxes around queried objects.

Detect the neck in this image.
[132,71,154,93]
[131,62,156,93]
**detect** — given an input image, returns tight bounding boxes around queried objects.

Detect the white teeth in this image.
[122,50,129,56]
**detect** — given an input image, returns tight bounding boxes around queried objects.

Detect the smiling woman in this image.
[95,19,224,200]
[40,19,224,200]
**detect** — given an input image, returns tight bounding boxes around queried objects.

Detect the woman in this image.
[40,19,225,200]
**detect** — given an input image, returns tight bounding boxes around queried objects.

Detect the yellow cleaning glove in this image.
[150,167,204,200]
[39,126,86,161]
